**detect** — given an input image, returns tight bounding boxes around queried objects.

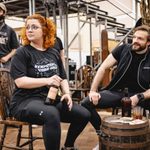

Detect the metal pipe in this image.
[3,0,19,4]
[77,10,82,68]
[29,0,32,16]
[63,5,69,79]
[68,22,86,48]
[32,0,35,14]
[107,0,136,21]
[89,18,93,67]
[94,27,134,71]
[114,28,134,48]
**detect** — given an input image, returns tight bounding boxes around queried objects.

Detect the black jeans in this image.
[13,97,90,150]
[81,90,150,131]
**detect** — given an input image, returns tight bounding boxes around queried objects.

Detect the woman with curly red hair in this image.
[9,14,90,150]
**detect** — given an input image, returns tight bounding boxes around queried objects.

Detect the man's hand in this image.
[89,91,100,105]
[130,95,139,107]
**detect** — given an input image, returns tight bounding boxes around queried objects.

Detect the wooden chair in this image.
[0,68,42,150]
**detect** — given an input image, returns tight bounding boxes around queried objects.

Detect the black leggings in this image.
[13,98,90,150]
[81,90,150,131]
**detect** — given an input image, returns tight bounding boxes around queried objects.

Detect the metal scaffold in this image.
[3,0,147,88]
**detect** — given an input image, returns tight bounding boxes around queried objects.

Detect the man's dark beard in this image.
[132,43,146,52]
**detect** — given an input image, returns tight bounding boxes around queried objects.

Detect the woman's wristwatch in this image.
[136,93,145,102]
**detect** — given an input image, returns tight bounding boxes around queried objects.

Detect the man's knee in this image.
[81,96,95,111]
[81,107,91,121]
[81,96,90,107]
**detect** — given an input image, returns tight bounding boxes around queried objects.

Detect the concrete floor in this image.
[0,111,111,150]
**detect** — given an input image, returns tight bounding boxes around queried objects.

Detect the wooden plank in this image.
[101,29,110,87]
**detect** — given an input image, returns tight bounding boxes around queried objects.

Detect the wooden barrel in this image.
[100,115,150,150]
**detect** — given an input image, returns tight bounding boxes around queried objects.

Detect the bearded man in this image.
[81,25,150,133]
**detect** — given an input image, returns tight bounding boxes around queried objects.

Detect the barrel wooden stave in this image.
[101,115,150,150]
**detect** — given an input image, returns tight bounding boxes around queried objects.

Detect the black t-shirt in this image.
[10,45,67,111]
[0,23,19,58]
[112,45,146,93]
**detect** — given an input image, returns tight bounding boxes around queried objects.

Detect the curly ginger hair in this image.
[20,14,56,49]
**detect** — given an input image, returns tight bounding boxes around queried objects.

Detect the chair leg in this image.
[16,125,23,147]
[28,124,33,150]
[18,124,34,150]
[112,107,119,115]
[0,124,7,150]
[112,107,115,115]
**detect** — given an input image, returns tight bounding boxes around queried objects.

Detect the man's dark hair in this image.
[134,25,150,42]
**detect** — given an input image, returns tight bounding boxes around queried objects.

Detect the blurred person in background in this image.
[0,3,19,68]
[54,36,66,67]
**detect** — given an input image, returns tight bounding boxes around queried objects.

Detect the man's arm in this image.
[131,89,150,107]
[143,89,150,99]
[89,53,117,105]
[90,53,117,92]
